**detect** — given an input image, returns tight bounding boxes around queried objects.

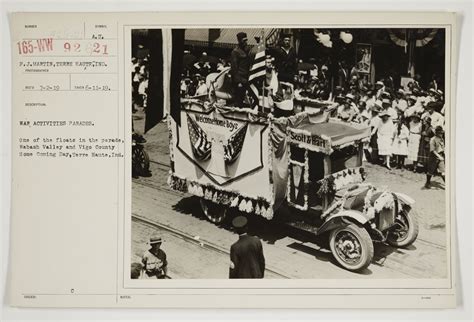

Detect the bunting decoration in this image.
[168,173,274,220]
[224,123,248,163]
[186,114,212,161]
[388,29,438,48]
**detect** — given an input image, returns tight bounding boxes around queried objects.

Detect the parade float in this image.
[167,77,419,272]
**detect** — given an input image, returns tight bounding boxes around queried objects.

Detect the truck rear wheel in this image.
[387,208,419,247]
[200,199,228,224]
[329,223,374,272]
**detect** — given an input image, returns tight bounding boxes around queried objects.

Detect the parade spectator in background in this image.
[393,89,408,114]
[272,34,297,84]
[377,110,396,169]
[422,102,444,129]
[355,100,370,125]
[392,118,410,169]
[425,126,445,188]
[382,98,398,120]
[231,32,251,106]
[375,80,385,99]
[407,113,422,171]
[368,103,382,162]
[417,116,435,171]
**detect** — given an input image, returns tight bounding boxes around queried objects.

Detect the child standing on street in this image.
[425,126,445,189]
[392,117,409,169]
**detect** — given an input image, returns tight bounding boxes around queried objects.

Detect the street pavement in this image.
[131,109,448,279]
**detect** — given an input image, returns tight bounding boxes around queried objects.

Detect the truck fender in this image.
[393,192,415,207]
[318,210,368,235]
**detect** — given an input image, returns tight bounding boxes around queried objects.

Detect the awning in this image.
[185,28,280,48]
[296,121,371,148]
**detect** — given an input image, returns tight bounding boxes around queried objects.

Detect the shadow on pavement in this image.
[372,242,416,266]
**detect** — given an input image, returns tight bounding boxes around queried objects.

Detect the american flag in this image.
[224,123,248,164]
[187,114,212,161]
[247,40,266,108]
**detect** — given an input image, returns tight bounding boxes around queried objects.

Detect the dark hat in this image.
[281,33,292,39]
[426,101,437,109]
[435,125,444,133]
[335,94,345,101]
[150,234,163,244]
[232,216,248,229]
[236,32,248,42]
[410,113,421,120]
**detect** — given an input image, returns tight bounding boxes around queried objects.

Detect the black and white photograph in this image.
[130,27,449,280]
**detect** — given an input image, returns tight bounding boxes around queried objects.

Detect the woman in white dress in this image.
[407,113,422,171]
[392,118,410,169]
[377,111,395,169]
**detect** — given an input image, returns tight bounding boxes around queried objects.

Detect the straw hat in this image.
[374,100,383,109]
[149,234,163,245]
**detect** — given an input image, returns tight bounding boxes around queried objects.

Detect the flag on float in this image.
[187,114,212,161]
[247,40,266,108]
[224,123,248,164]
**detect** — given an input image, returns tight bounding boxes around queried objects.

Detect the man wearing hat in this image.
[141,234,168,279]
[231,32,251,106]
[425,126,445,188]
[272,33,297,83]
[229,216,265,279]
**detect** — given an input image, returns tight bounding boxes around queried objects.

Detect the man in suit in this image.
[229,216,265,279]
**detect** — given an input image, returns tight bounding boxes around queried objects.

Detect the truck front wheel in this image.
[329,223,374,272]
